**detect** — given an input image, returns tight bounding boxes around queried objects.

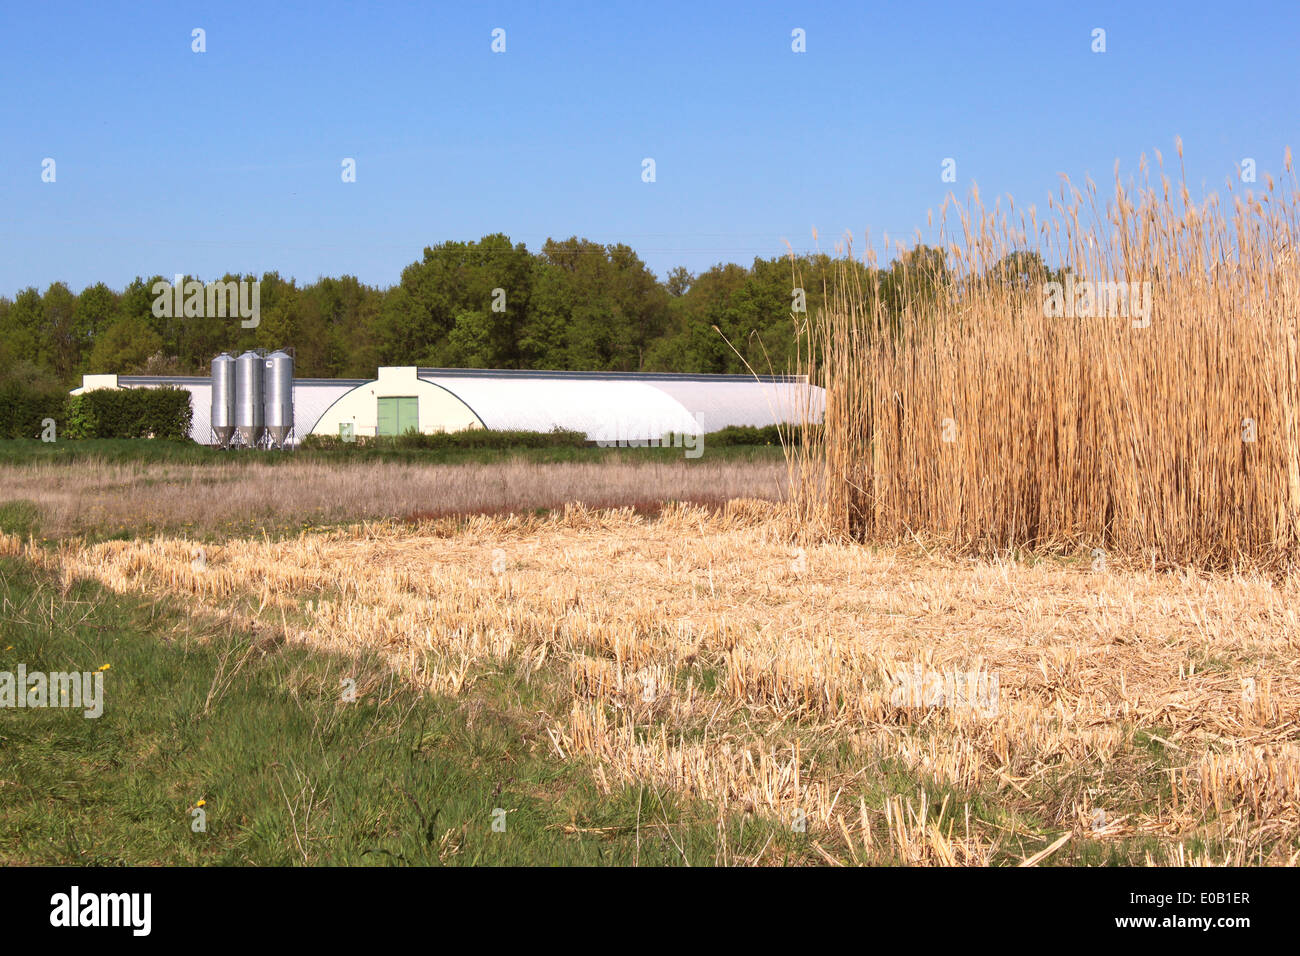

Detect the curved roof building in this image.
[74,365,824,445]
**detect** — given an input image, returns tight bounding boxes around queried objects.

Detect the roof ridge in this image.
[416,367,806,383]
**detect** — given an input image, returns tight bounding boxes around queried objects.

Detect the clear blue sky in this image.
[1,0,1296,296]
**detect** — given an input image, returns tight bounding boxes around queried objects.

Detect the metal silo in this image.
[210,353,236,448]
[234,350,265,447]
[264,350,295,449]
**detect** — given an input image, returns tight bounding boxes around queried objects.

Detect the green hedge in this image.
[299,427,588,451]
[63,387,193,440]
[703,424,818,446]
[295,423,817,451]
[0,383,65,440]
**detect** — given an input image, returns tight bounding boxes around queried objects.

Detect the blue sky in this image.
[1,0,1296,296]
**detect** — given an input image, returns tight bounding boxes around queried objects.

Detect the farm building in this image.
[72,363,824,446]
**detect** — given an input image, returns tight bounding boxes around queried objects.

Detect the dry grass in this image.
[793,144,1300,570]
[24,502,1300,865]
[0,457,787,536]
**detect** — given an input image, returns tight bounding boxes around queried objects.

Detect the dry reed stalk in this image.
[792,147,1300,571]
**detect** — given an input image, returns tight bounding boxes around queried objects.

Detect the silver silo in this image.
[210,353,236,448]
[234,350,265,447]
[263,350,295,449]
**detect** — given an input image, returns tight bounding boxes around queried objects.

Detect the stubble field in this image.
[8,480,1297,865]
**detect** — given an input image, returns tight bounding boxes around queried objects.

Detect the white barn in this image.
[72,366,824,446]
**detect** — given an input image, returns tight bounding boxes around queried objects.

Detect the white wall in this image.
[309,366,484,439]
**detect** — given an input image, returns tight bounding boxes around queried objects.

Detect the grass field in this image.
[0,550,796,865]
[0,445,786,539]
[0,436,787,467]
[4,478,1298,865]
[0,445,804,865]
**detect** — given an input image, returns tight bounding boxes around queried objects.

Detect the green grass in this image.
[0,437,786,467]
[0,554,804,865]
[0,500,40,537]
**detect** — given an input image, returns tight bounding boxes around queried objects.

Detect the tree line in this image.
[0,233,1055,390]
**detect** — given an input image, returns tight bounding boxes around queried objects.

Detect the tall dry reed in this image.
[793,143,1300,569]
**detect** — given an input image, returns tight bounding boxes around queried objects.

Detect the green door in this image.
[377,396,419,436]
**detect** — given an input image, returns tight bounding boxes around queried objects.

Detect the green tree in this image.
[444,309,494,366]
[666,266,694,297]
[523,238,669,371]
[75,282,120,374]
[0,288,41,369]
[88,314,164,373]
[381,234,534,368]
